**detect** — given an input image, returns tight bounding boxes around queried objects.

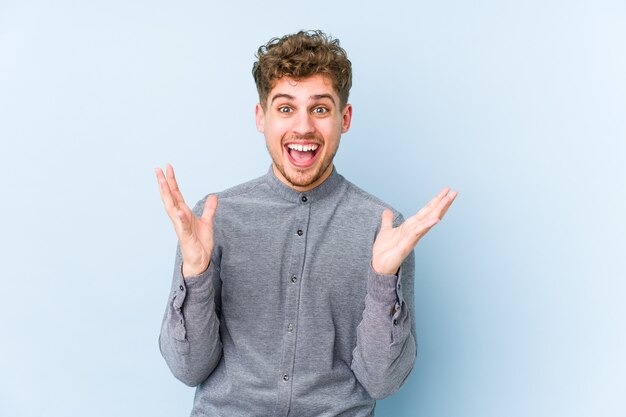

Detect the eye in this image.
[312,107,328,114]
[278,106,292,113]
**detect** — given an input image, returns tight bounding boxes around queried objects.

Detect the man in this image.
[156,30,457,416]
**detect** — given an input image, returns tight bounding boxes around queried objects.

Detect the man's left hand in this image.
[371,188,458,275]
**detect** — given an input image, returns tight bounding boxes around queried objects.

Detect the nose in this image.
[292,111,315,136]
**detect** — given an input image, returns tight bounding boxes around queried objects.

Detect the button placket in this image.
[276,201,310,415]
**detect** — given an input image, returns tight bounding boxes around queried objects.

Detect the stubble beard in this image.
[269,140,338,190]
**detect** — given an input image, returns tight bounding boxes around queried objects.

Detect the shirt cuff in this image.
[177,261,216,304]
[367,264,400,304]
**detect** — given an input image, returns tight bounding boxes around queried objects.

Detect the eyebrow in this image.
[312,94,336,106]
[270,93,295,104]
[270,93,336,106]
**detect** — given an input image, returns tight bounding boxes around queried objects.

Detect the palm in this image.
[372,188,457,275]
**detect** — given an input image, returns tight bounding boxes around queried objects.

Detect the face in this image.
[256,74,352,192]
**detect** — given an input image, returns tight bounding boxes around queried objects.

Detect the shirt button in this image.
[179,285,184,291]
[291,276,297,283]
[287,323,293,332]
[297,229,303,236]
[393,319,399,326]
[301,195,308,202]
[282,374,289,381]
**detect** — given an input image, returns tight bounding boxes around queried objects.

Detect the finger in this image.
[380,209,394,231]
[405,189,457,242]
[438,190,458,219]
[407,212,439,238]
[421,215,440,230]
[155,167,177,213]
[416,187,450,218]
[434,190,458,220]
[166,164,187,206]
[169,208,195,242]
[428,188,450,209]
[201,195,218,223]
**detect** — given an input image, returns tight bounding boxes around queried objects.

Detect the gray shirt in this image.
[159,168,416,416]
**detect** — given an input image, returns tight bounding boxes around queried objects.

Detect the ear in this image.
[341,104,352,133]
[255,103,265,133]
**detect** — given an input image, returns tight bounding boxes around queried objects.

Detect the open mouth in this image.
[285,143,320,168]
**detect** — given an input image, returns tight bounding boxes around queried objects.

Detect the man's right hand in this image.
[156,164,218,278]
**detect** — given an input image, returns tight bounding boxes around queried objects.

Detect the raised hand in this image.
[372,188,458,275]
[156,164,218,278]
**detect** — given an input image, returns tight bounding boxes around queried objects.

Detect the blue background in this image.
[1,1,624,416]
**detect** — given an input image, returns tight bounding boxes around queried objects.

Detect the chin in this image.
[281,163,326,188]
[285,172,320,188]
[273,155,333,190]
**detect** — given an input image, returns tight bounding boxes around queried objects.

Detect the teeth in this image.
[288,144,319,152]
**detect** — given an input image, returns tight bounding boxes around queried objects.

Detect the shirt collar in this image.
[264,165,344,204]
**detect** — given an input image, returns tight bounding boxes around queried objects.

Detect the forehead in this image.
[268,74,338,103]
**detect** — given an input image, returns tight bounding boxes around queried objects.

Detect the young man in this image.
[156,30,457,417]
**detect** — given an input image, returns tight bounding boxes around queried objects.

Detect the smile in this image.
[285,142,320,168]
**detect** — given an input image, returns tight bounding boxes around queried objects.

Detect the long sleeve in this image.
[351,249,417,400]
[157,170,422,415]
[158,246,223,387]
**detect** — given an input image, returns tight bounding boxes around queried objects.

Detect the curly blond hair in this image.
[252,30,352,109]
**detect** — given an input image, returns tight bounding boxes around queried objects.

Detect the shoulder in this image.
[214,175,268,200]
[341,177,405,223]
[191,174,268,216]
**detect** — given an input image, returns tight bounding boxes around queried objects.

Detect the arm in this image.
[155,165,222,386]
[352,188,457,399]
[159,242,222,387]
[351,244,417,399]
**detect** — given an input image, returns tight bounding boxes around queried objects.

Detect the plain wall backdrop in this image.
[1,0,624,416]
